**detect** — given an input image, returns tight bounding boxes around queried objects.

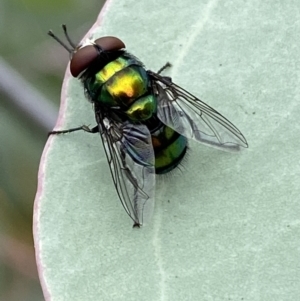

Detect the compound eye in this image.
[94,36,125,51]
[69,36,125,77]
[70,45,98,77]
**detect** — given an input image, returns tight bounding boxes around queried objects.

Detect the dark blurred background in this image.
[0,0,105,300]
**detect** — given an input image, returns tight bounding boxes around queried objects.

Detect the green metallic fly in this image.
[48,25,248,227]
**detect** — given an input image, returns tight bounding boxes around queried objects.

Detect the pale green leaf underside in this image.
[34,0,300,300]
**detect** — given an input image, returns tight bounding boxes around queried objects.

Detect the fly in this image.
[48,25,248,227]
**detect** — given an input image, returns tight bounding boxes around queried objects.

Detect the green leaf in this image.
[34,0,300,300]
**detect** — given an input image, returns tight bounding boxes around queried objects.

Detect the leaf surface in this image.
[34,0,300,300]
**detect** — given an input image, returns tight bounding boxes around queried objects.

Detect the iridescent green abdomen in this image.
[151,125,188,174]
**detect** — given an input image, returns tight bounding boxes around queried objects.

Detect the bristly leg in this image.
[48,125,99,136]
[157,62,172,75]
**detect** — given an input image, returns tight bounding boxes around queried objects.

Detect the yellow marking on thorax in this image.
[95,58,128,83]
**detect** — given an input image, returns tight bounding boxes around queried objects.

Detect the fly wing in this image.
[95,110,155,227]
[149,71,248,152]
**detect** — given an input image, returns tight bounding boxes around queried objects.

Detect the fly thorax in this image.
[85,55,152,109]
[102,65,147,104]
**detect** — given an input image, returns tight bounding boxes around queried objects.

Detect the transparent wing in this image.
[95,110,155,227]
[149,71,248,152]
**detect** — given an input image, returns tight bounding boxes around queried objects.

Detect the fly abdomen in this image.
[151,125,188,174]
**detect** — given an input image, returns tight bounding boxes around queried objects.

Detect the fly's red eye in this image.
[94,36,125,52]
[70,46,98,77]
[70,36,125,77]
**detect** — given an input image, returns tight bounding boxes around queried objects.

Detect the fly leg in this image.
[155,62,173,84]
[147,62,172,83]
[157,62,172,75]
[49,125,99,136]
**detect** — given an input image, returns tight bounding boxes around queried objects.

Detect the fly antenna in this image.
[48,25,75,53]
[62,24,77,48]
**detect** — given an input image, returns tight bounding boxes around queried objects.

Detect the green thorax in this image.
[84,53,157,121]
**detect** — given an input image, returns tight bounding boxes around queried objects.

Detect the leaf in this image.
[34,0,300,300]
